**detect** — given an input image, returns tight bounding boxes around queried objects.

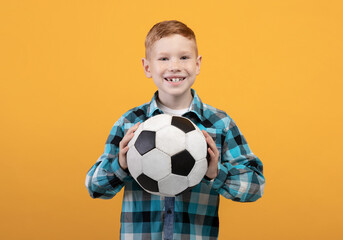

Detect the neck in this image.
[157,90,193,110]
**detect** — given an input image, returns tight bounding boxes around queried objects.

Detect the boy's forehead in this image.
[149,34,198,56]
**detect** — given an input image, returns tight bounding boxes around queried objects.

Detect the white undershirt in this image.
[156,99,190,116]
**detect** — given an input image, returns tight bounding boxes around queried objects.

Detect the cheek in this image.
[153,64,166,74]
[186,65,198,74]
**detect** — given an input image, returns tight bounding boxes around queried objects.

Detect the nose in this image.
[168,59,181,72]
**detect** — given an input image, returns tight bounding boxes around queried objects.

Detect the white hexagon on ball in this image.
[143,114,172,132]
[188,158,208,187]
[141,148,171,181]
[126,146,143,179]
[156,126,186,156]
[159,174,189,196]
[186,130,207,161]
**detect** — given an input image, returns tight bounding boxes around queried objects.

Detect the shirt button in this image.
[167,209,172,214]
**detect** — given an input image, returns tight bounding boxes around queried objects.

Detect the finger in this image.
[202,129,208,137]
[208,147,215,159]
[120,132,134,149]
[202,130,213,142]
[203,132,216,150]
[121,145,129,155]
[202,130,219,156]
[127,122,141,135]
[120,122,141,150]
[131,121,141,132]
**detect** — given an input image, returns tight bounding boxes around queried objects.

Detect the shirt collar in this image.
[147,89,204,121]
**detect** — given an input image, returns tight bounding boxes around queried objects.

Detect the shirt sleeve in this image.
[207,117,265,202]
[85,115,131,199]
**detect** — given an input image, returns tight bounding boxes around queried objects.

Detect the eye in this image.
[159,57,168,61]
[180,56,190,60]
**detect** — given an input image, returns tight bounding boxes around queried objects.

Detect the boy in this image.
[86,20,265,240]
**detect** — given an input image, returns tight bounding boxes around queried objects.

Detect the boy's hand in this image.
[202,130,219,180]
[118,122,141,170]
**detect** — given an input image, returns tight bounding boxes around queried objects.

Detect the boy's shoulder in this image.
[120,101,151,123]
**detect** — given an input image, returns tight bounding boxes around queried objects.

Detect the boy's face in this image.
[142,34,202,102]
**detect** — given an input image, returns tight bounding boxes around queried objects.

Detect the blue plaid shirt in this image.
[85,89,265,240]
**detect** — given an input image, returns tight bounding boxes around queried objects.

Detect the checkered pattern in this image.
[85,89,265,240]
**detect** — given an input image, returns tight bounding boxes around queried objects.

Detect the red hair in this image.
[145,20,198,59]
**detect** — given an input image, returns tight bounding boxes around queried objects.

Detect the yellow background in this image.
[1,0,342,239]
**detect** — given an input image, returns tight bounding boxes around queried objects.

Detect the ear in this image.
[142,58,152,78]
[195,55,202,75]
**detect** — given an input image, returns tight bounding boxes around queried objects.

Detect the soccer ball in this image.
[127,114,208,197]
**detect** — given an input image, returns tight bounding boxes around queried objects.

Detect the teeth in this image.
[165,78,184,82]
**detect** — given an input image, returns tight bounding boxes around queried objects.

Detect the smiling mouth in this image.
[164,77,186,82]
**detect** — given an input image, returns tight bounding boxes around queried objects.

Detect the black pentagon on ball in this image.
[171,116,195,133]
[134,130,156,155]
[171,150,195,176]
[137,173,159,192]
